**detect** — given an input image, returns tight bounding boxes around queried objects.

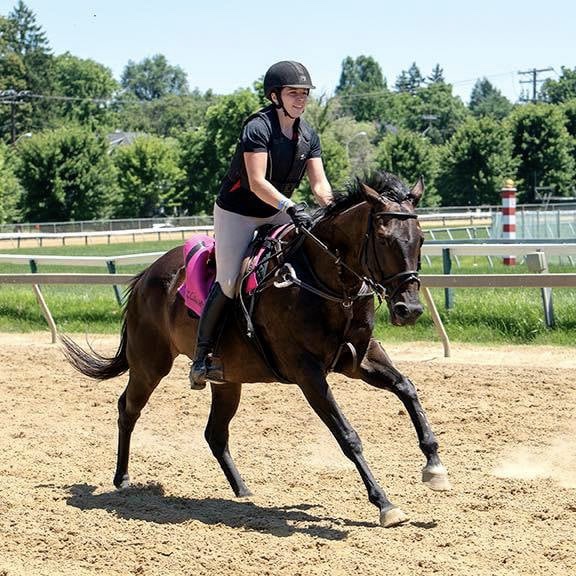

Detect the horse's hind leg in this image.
[114,344,174,489]
[204,382,252,497]
[114,373,158,488]
[349,339,451,491]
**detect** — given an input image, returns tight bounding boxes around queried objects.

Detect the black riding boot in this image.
[189,282,231,390]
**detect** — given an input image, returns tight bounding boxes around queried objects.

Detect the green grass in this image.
[1,240,575,346]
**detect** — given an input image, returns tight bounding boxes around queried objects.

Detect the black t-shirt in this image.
[216,106,322,217]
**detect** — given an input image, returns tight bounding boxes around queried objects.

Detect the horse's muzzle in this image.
[391,301,424,325]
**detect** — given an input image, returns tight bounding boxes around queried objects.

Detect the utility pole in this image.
[0,90,30,143]
[518,67,553,102]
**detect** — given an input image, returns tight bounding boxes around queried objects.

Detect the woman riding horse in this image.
[62,170,452,528]
[190,60,333,389]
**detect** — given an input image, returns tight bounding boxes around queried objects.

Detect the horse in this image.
[62,171,451,528]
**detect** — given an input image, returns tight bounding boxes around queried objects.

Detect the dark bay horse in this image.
[62,171,451,527]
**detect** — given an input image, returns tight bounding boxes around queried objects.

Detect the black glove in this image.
[287,202,313,230]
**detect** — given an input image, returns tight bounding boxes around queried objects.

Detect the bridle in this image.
[360,210,421,302]
[244,205,421,375]
[272,207,421,307]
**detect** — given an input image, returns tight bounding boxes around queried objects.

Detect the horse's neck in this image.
[303,203,369,293]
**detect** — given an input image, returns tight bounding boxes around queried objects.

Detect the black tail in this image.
[60,320,129,381]
[60,271,144,381]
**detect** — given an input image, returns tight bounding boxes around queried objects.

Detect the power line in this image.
[518,68,554,102]
[0,89,110,105]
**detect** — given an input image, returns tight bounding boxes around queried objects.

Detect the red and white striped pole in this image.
[501,179,517,266]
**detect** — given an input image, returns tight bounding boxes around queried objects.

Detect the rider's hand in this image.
[287,202,313,230]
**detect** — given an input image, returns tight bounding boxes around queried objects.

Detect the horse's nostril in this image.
[393,302,424,319]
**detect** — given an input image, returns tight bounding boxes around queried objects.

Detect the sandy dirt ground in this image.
[0,333,575,576]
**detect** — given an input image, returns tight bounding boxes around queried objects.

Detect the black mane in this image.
[315,171,411,219]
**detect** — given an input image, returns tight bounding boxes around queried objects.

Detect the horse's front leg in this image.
[205,382,252,497]
[346,338,451,492]
[296,360,408,528]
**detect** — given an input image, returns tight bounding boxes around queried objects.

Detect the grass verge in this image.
[1,240,575,346]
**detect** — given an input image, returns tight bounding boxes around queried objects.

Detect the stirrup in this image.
[189,356,225,390]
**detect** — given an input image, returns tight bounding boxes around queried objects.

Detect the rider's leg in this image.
[189,282,231,389]
[188,205,255,390]
[188,206,292,390]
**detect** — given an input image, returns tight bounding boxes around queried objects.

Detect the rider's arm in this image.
[244,151,291,210]
[306,157,333,206]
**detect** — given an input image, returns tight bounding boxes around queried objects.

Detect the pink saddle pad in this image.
[179,224,292,315]
[178,235,216,316]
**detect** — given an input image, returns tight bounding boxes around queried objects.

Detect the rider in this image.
[189,60,333,389]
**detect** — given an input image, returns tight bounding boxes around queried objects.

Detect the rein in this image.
[239,205,421,376]
[292,210,421,305]
[273,226,376,306]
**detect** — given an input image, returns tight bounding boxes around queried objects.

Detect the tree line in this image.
[1,1,576,224]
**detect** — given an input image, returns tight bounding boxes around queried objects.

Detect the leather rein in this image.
[273,209,420,308]
[241,208,420,377]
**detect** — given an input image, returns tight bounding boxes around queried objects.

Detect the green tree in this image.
[296,95,352,198]
[469,78,513,120]
[0,142,22,221]
[111,136,184,217]
[374,130,440,206]
[540,66,576,104]
[51,53,118,126]
[2,1,54,135]
[508,103,575,202]
[115,90,218,137]
[435,116,517,206]
[394,63,425,95]
[0,15,27,92]
[15,126,117,221]
[335,55,389,122]
[295,132,349,205]
[402,82,469,144]
[301,94,337,137]
[561,99,576,138]
[560,99,576,167]
[427,64,445,85]
[121,54,189,101]
[4,1,49,56]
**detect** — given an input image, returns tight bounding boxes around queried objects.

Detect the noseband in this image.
[360,210,421,302]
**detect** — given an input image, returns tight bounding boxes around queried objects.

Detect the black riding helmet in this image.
[263,61,315,118]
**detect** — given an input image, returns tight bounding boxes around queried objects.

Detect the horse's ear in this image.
[409,176,425,207]
[361,183,391,208]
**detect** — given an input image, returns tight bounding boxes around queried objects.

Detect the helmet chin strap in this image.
[273,92,296,120]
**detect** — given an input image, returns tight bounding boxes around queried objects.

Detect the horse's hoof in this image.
[422,464,452,491]
[115,474,131,490]
[190,381,206,391]
[380,506,409,528]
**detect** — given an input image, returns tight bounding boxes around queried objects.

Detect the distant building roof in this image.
[107,131,142,147]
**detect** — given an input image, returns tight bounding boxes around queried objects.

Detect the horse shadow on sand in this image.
[64,482,381,540]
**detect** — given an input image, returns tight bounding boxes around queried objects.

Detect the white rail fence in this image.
[0,226,213,248]
[1,243,575,355]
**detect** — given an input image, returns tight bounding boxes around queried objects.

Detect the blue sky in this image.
[3,0,574,103]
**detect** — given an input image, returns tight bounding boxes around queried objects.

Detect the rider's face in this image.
[278,87,310,117]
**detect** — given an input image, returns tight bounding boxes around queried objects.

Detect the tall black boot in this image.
[189,282,231,390]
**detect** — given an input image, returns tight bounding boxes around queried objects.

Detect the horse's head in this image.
[359,172,424,325]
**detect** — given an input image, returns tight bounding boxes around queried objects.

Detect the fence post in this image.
[501,179,517,265]
[28,258,57,342]
[526,252,555,328]
[442,248,454,309]
[106,260,123,306]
